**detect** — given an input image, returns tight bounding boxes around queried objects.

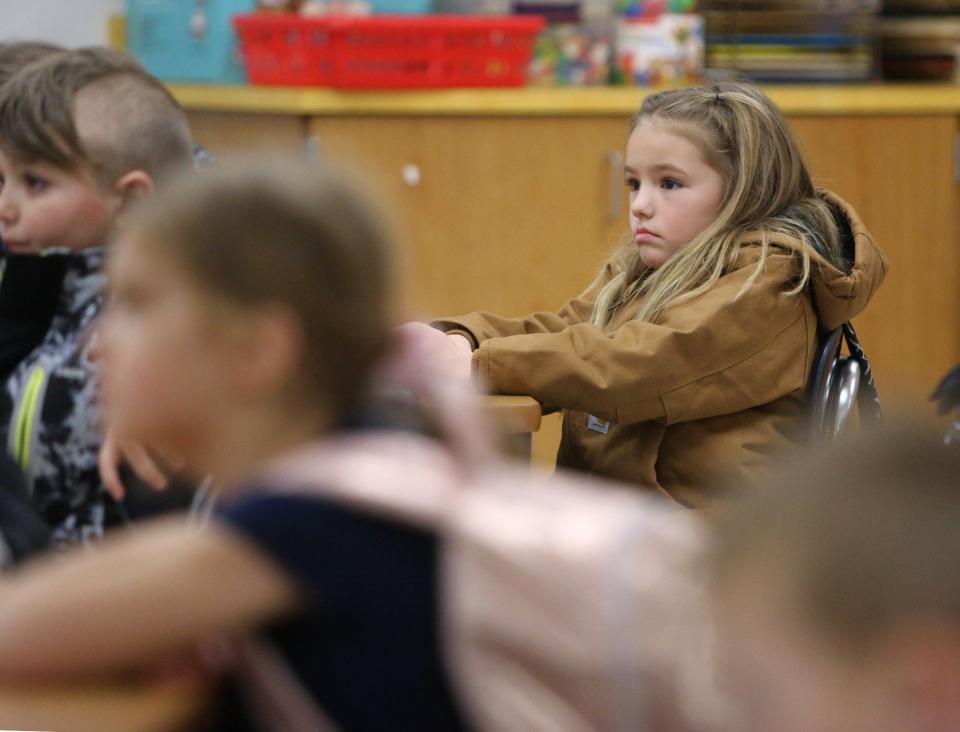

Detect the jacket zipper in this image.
[12,366,47,481]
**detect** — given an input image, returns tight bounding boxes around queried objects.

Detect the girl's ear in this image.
[227,304,305,399]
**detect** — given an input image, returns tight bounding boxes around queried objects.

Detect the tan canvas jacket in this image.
[432,191,888,507]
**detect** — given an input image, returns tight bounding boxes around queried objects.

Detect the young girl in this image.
[406,81,888,507]
[0,158,470,731]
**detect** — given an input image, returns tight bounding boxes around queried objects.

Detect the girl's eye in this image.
[24,173,47,192]
[662,178,682,190]
[625,177,640,192]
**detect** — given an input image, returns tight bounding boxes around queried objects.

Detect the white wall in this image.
[0,0,124,48]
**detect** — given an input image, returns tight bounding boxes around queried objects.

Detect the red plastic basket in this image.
[233,13,545,88]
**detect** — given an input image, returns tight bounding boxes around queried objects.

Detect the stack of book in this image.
[702,0,879,83]
[881,0,960,81]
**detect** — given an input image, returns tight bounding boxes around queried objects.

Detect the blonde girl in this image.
[0,158,470,732]
[407,81,888,507]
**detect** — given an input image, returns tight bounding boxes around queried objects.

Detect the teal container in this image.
[370,0,432,12]
[126,0,256,83]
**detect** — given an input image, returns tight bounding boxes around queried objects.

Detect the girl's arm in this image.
[430,262,617,347]
[0,516,301,680]
[468,254,814,424]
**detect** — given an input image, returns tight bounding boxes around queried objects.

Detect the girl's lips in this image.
[635,228,657,242]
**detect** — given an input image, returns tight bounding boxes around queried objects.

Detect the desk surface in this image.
[169,83,960,117]
[482,394,542,434]
[0,679,206,732]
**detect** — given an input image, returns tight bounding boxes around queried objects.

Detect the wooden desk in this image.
[0,679,206,732]
[482,394,542,460]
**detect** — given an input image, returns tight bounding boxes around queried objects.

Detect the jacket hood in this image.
[741,189,888,332]
[806,189,888,331]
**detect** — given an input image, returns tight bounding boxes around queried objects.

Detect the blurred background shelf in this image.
[703,0,881,83]
[169,81,960,114]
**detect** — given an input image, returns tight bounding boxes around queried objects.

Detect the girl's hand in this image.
[99,431,183,501]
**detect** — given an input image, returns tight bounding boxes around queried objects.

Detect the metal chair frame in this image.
[809,327,863,442]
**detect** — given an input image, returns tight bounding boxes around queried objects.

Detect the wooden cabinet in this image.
[790,115,960,406]
[186,111,308,156]
[308,115,631,318]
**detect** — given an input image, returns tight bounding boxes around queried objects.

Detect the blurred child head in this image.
[593,81,844,326]
[0,40,63,87]
[0,46,192,254]
[711,425,960,732]
[99,157,392,482]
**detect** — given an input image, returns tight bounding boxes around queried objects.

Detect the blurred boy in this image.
[712,426,960,732]
[0,47,192,544]
[0,41,65,379]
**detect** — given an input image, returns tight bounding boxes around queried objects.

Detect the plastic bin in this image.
[127,0,256,83]
[233,13,545,88]
[370,0,432,13]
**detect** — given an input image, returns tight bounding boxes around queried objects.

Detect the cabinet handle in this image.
[607,149,624,221]
[955,132,960,184]
[402,163,422,187]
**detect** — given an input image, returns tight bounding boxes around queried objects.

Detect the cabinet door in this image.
[187,111,308,157]
[790,115,960,404]
[309,115,633,318]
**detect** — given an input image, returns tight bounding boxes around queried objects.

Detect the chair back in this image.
[809,324,877,441]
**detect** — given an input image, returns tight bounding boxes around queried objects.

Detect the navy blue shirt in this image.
[217,491,471,732]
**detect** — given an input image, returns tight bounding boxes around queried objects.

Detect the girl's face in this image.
[98,236,236,464]
[625,120,726,269]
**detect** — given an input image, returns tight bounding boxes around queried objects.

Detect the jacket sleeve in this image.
[469,255,815,425]
[430,264,615,347]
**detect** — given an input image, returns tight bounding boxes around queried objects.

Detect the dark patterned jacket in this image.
[0,247,116,545]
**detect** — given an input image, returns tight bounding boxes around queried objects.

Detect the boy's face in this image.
[0,149,121,254]
[712,554,907,732]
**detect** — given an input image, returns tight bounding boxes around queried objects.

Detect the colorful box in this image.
[616,12,703,85]
[126,0,256,83]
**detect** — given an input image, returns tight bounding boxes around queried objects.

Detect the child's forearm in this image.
[0,519,300,680]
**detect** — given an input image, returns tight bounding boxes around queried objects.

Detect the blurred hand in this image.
[99,431,183,501]
[387,322,474,390]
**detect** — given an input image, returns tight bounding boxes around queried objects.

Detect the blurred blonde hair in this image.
[714,424,960,655]
[123,156,393,419]
[592,81,844,327]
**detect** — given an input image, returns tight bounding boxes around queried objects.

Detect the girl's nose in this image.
[630,186,653,218]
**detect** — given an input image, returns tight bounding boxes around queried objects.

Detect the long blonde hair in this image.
[592,81,844,326]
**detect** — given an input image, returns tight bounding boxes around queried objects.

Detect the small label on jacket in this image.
[587,415,610,434]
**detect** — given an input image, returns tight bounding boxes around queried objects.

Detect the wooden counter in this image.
[0,679,206,732]
[170,82,960,117]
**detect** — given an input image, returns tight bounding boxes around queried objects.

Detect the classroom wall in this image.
[0,0,123,48]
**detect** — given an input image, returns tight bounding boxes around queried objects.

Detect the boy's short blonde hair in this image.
[0,46,192,185]
[0,40,63,88]
[714,424,960,654]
